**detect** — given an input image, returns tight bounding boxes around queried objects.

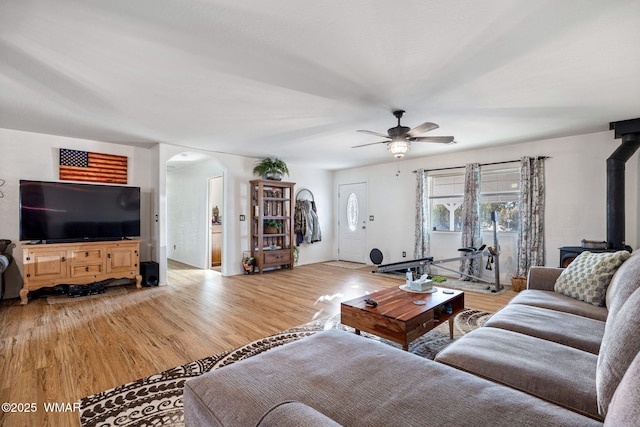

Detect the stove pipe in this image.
[607,119,640,250]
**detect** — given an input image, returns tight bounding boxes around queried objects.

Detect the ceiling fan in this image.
[353,110,455,158]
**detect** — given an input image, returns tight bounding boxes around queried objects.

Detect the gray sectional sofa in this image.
[436,249,640,422]
[184,251,640,426]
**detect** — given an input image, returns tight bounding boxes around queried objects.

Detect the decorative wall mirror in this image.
[296,188,314,202]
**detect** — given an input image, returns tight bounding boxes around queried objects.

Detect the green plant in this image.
[263,220,283,230]
[253,157,289,180]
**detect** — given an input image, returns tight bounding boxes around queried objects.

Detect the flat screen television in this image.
[20,180,141,243]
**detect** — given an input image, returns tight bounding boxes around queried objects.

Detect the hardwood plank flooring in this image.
[0,261,515,426]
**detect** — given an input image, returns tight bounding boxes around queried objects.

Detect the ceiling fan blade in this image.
[411,136,455,144]
[351,140,390,148]
[357,129,391,139]
[406,122,439,137]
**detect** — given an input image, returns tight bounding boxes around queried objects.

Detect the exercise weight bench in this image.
[371,212,504,293]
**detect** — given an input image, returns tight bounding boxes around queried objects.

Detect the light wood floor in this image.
[0,261,516,426]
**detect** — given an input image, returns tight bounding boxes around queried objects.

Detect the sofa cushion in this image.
[554,251,630,306]
[483,303,605,354]
[509,289,608,321]
[605,250,640,317]
[597,286,640,417]
[435,327,600,420]
[184,329,602,427]
[256,401,342,427]
[527,266,563,291]
[604,352,640,427]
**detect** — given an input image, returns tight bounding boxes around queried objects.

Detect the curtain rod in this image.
[412,156,549,173]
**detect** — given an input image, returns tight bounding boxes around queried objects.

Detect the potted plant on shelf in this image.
[264,220,282,234]
[253,157,289,181]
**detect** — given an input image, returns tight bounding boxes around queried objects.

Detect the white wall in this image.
[334,130,639,280]
[0,128,156,291]
[287,165,334,266]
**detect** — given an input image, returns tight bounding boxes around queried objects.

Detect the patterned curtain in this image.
[517,157,546,277]
[414,169,430,258]
[460,163,482,280]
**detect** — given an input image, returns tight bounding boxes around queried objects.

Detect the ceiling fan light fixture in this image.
[387,140,409,158]
[354,110,454,157]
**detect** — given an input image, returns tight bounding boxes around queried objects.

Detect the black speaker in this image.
[140,261,159,287]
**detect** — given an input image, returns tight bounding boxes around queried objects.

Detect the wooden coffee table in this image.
[340,286,465,350]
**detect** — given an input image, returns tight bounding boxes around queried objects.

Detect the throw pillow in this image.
[554,250,631,306]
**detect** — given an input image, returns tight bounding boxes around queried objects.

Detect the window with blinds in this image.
[429,167,520,232]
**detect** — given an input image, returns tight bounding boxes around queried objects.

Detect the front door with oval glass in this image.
[338,182,368,263]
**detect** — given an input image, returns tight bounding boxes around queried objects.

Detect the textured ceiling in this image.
[1,0,639,169]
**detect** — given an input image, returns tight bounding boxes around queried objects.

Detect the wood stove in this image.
[559,246,616,268]
[559,118,639,268]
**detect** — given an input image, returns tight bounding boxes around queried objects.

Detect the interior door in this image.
[338,182,368,263]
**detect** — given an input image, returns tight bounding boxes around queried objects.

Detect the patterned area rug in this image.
[322,260,368,269]
[376,271,508,295]
[433,278,508,295]
[79,309,490,427]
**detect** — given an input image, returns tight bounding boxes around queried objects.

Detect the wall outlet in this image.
[239,214,246,221]
[402,251,406,257]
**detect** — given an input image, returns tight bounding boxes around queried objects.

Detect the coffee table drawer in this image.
[406,310,436,342]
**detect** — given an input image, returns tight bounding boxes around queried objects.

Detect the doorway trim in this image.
[207,174,224,273]
[337,182,368,263]
[163,150,227,279]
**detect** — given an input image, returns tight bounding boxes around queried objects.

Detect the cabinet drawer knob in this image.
[85,252,89,257]
[85,266,89,272]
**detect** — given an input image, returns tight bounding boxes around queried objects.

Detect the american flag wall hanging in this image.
[59,149,128,184]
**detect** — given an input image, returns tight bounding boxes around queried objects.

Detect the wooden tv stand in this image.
[20,240,142,305]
